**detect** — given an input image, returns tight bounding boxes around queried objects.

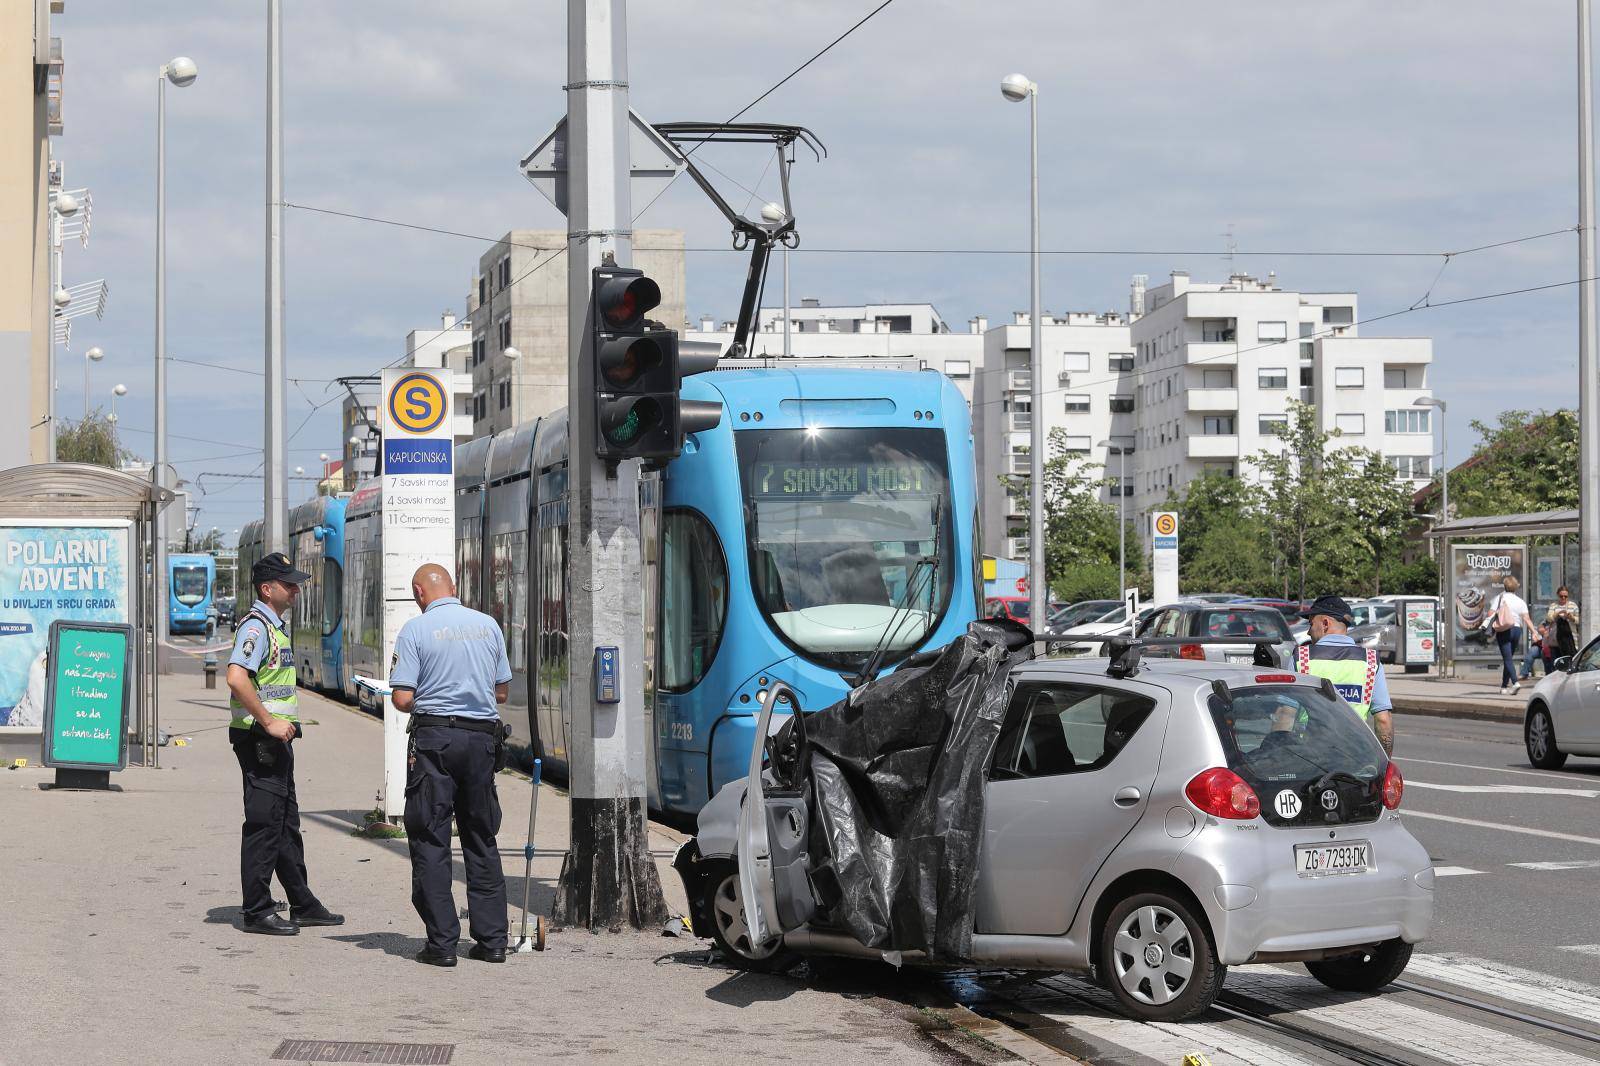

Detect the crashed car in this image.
[674,622,1432,1022]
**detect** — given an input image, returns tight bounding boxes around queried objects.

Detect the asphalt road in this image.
[1393,710,1600,985]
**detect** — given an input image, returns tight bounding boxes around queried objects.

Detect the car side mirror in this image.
[1555,656,1573,673]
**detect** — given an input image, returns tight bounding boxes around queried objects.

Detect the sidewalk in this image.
[0,660,993,1066]
[1385,665,1533,723]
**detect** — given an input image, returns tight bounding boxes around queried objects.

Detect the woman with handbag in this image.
[1483,576,1536,694]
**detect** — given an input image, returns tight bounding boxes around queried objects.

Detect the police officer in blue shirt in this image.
[389,563,513,967]
[226,552,344,936]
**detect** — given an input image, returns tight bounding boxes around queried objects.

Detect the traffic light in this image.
[591,266,722,462]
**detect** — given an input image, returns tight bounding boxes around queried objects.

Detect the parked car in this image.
[1047,599,1122,632]
[1525,633,1600,768]
[680,639,1430,1023]
[1135,603,1297,669]
[215,596,236,630]
[1233,598,1305,623]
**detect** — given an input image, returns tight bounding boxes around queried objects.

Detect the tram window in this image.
[322,559,342,637]
[661,509,727,692]
[506,529,529,668]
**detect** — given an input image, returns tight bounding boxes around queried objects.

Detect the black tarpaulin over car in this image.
[769,619,1031,961]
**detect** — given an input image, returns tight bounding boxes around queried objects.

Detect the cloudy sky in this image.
[56,1,1587,535]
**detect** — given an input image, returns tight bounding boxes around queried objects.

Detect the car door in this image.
[735,683,813,949]
[975,678,1166,936]
[1556,636,1600,748]
[1138,609,1179,659]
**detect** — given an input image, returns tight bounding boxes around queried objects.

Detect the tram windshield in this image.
[172,565,210,607]
[737,427,953,671]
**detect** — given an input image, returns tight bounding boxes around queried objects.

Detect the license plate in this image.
[1294,840,1373,877]
[1226,653,1252,663]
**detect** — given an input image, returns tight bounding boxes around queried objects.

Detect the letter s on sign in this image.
[405,385,432,421]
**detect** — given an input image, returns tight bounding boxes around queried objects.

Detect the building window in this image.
[1109,353,1134,372]
[1063,352,1090,372]
[1384,367,1408,389]
[1201,318,1236,343]
[1391,455,1432,479]
[1300,366,1314,387]
[1064,394,1091,412]
[1203,416,1235,435]
[1258,368,1288,389]
[1300,322,1315,338]
[1300,342,1314,359]
[1109,479,1134,497]
[1385,409,1431,433]
[1334,367,1364,389]
[1335,413,1365,435]
[478,276,487,304]
[498,257,511,289]
[1201,369,1233,388]
[1257,321,1288,343]
[1322,306,1354,325]
[1063,436,1091,453]
[473,392,485,421]
[1258,415,1288,436]
[1204,463,1236,478]
[945,359,971,377]
[1109,395,1134,414]
[498,318,512,351]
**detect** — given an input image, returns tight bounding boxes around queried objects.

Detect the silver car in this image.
[678,647,1431,1022]
[1137,603,1298,669]
[1525,633,1600,769]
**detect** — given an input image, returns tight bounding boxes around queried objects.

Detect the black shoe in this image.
[415,947,457,968]
[291,905,345,927]
[467,943,506,963]
[242,913,299,936]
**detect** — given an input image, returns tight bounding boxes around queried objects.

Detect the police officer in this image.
[1296,594,1395,755]
[226,552,344,936]
[389,563,512,967]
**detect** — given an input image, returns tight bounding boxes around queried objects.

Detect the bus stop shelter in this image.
[0,464,173,767]
[1425,508,1578,676]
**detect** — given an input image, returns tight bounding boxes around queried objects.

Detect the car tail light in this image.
[1185,767,1260,820]
[1382,762,1404,810]
[1179,643,1205,660]
[1255,674,1297,683]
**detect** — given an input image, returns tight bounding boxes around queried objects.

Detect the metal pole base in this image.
[44,768,116,791]
[511,916,547,953]
[555,796,669,930]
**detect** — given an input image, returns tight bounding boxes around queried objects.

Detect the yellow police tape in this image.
[11,758,27,769]
[1181,1056,1212,1066]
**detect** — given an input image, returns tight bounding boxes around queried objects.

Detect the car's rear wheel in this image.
[1526,704,1568,770]
[1099,892,1222,1022]
[700,861,795,973]
[1305,938,1413,992]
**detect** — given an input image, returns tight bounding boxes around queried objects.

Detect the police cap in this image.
[251,551,310,587]
[1300,594,1355,625]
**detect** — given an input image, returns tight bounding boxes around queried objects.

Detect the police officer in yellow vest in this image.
[1296,594,1395,756]
[225,552,343,936]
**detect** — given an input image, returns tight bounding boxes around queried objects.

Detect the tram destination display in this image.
[42,620,133,772]
[750,460,934,496]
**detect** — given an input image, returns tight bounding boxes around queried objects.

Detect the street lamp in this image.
[83,346,103,418]
[503,346,522,360]
[155,54,198,666]
[1001,71,1045,634]
[1415,396,1448,521]
[109,383,126,426]
[1099,439,1130,600]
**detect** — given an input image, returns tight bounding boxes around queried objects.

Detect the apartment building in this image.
[465,230,687,437]
[1129,271,1434,527]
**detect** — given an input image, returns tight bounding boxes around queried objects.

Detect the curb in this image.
[1391,698,1523,724]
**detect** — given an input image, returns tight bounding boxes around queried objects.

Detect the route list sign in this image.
[42,620,132,771]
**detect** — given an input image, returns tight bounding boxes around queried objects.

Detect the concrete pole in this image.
[47,213,59,461]
[154,73,170,668]
[263,0,289,555]
[783,245,791,360]
[1580,0,1600,637]
[1438,404,1449,523]
[1027,86,1046,634]
[1118,446,1126,600]
[554,0,669,931]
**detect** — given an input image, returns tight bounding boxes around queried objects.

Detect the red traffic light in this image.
[596,273,662,330]
[599,335,665,388]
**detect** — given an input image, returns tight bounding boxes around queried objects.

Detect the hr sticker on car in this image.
[1274,789,1302,818]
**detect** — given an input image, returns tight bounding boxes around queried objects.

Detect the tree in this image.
[1162,473,1276,595]
[1003,429,1123,603]
[56,409,138,468]
[1441,409,1578,519]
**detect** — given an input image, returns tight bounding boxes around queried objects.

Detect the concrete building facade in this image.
[465,229,687,437]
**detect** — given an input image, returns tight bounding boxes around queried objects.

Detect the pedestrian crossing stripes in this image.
[1432,865,1483,876]
[1511,859,1600,871]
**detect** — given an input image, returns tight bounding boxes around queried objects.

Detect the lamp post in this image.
[155,55,198,668]
[1001,71,1045,633]
[109,383,126,426]
[1098,438,1129,600]
[83,346,103,419]
[46,191,79,461]
[1415,396,1448,522]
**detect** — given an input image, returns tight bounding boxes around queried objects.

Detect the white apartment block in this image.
[1129,271,1434,532]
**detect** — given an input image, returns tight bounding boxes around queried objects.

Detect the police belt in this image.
[408,713,502,735]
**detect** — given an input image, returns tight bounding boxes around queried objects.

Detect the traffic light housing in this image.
[591,266,722,463]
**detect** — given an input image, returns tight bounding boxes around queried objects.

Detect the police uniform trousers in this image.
[229,728,320,921]
[404,722,507,953]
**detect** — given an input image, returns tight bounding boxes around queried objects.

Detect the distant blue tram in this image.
[167,553,216,635]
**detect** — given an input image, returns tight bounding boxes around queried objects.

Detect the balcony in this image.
[1009,453,1030,475]
[1008,411,1032,433]
[1188,435,1240,460]
[1185,388,1238,412]
[1006,369,1031,392]
[1185,342,1238,366]
[46,38,63,136]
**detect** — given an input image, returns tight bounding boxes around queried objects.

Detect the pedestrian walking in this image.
[389,563,513,967]
[1482,576,1536,694]
[1546,586,1581,665]
[226,552,344,936]
[1294,595,1394,755]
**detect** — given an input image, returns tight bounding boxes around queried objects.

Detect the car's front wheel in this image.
[699,861,795,973]
[1305,938,1413,992]
[1099,892,1222,1021]
[1526,703,1568,770]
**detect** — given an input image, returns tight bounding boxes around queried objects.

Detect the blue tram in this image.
[167,553,216,635]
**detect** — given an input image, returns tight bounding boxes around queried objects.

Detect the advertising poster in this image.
[1402,599,1438,666]
[0,521,133,729]
[1534,547,1562,603]
[1450,544,1525,662]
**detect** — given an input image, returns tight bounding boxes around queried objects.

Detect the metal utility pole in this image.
[1581,0,1600,637]
[263,0,289,554]
[783,246,791,359]
[554,0,669,930]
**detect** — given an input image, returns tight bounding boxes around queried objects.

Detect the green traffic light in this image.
[607,407,642,444]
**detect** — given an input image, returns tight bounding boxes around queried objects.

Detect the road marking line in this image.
[1400,756,1587,782]
[1402,810,1600,846]
[1432,865,1483,876]
[1510,860,1600,871]
[1408,952,1600,1025]
[1559,944,1600,957]
[1410,780,1600,798]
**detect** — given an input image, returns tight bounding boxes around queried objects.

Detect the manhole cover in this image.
[271,1040,454,1064]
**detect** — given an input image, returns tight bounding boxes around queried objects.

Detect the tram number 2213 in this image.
[668,721,694,742]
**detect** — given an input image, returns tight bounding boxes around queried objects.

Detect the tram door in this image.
[534,486,570,769]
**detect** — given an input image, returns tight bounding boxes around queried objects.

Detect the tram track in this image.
[1389,977,1600,1048]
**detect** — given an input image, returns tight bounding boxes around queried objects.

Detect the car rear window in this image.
[1198,609,1291,641]
[1205,684,1386,826]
